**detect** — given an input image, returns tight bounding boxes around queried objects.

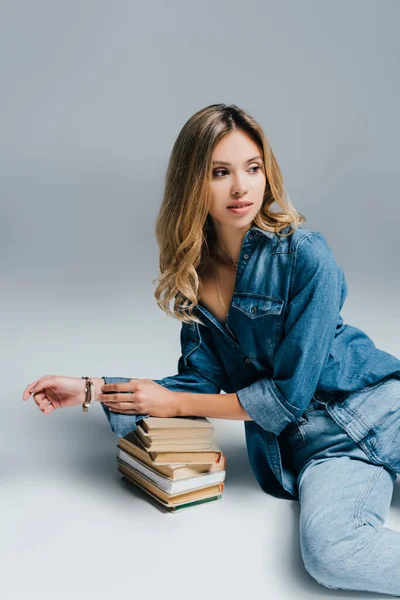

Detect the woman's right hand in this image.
[22,375,103,414]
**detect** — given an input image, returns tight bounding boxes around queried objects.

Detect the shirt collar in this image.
[249,224,275,239]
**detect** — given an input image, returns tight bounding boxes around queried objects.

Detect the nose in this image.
[231,174,248,198]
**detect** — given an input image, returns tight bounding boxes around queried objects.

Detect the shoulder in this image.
[255,228,345,303]
[292,229,333,260]
[268,226,329,255]
[286,229,342,285]
[254,224,333,258]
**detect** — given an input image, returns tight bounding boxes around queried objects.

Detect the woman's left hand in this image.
[98,379,179,418]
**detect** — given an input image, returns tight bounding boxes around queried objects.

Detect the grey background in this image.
[1,1,399,598]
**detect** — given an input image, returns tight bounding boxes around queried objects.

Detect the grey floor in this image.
[3,284,400,600]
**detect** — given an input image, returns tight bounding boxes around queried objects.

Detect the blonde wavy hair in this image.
[153,103,306,325]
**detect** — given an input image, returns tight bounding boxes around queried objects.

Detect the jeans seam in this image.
[329,402,372,443]
[329,401,398,474]
[352,465,384,530]
[358,439,398,475]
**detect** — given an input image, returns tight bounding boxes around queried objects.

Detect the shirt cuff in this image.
[236,377,299,435]
[100,376,149,438]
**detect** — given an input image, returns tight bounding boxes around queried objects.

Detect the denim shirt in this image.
[101,224,400,500]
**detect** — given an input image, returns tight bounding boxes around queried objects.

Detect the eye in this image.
[212,168,228,177]
[212,164,263,178]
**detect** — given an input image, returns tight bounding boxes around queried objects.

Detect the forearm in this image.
[176,391,253,421]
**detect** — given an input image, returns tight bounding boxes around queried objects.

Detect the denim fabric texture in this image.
[281,376,400,596]
[101,224,400,500]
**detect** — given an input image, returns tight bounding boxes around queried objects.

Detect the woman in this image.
[23,104,400,596]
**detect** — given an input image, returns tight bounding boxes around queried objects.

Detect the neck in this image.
[213,222,252,265]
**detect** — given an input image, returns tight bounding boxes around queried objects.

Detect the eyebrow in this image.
[212,155,263,166]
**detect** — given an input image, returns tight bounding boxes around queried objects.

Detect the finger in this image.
[22,375,54,401]
[22,375,53,400]
[43,401,55,415]
[34,393,52,413]
[32,391,46,407]
[105,402,138,412]
[39,400,53,413]
[106,407,138,414]
[99,393,135,402]
[38,397,52,411]
[101,379,138,393]
[22,378,44,401]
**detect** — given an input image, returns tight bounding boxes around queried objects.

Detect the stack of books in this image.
[117,416,226,513]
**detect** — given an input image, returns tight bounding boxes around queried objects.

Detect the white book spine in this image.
[118,449,226,494]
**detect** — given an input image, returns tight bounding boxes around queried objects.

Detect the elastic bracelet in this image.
[81,376,94,412]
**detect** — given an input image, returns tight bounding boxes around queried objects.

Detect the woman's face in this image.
[208,129,266,230]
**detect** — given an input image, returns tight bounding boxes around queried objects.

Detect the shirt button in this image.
[251,306,257,314]
[244,253,249,259]
[245,358,251,364]
[248,234,253,239]
[194,338,199,343]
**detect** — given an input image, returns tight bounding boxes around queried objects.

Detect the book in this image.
[139,416,214,435]
[136,426,214,441]
[117,449,226,494]
[117,417,226,512]
[135,423,213,451]
[120,476,222,513]
[118,462,224,506]
[118,435,226,480]
[134,431,223,464]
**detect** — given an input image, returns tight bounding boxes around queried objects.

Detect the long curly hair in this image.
[153,103,306,324]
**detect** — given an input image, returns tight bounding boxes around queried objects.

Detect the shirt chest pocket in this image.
[231,293,284,319]
[230,292,285,361]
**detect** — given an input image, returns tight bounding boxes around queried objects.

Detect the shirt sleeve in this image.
[100,319,231,438]
[236,232,344,435]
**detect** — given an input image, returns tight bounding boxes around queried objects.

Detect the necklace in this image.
[216,240,238,270]
[212,262,229,318]
[211,240,239,320]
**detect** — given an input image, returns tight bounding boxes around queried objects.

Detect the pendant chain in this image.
[212,240,239,319]
[213,262,228,317]
[215,240,239,270]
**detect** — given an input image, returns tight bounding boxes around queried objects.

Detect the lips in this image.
[227,203,254,215]
[227,202,253,208]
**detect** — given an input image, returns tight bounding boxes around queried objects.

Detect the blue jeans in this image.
[281,375,400,596]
